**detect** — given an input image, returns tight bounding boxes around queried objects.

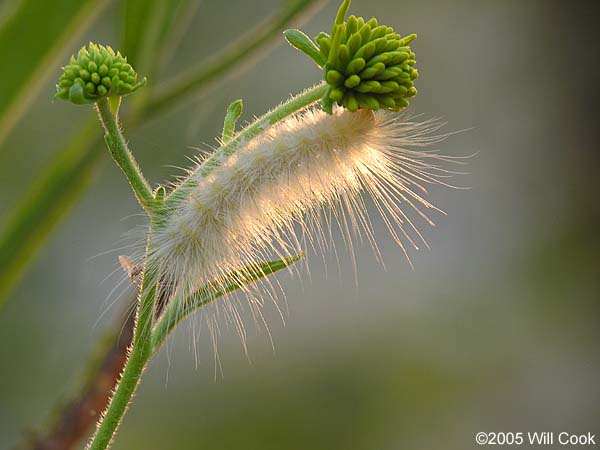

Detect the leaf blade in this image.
[121,0,191,80]
[0,0,322,307]
[151,255,304,352]
[0,119,101,304]
[143,0,324,118]
[284,28,326,67]
[0,0,110,146]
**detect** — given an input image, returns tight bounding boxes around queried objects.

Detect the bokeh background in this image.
[1,0,599,449]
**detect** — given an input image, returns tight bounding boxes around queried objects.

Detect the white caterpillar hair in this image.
[140,105,455,318]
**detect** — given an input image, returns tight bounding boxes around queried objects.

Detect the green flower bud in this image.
[55,42,146,105]
[316,0,418,112]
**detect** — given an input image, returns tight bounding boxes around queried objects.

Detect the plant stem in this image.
[85,82,324,448]
[168,82,327,201]
[95,98,154,212]
[21,293,137,450]
[82,65,324,450]
[87,255,157,450]
[0,0,322,306]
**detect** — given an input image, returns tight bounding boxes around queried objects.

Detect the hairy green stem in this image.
[168,82,327,202]
[95,98,154,213]
[86,101,162,449]
[0,0,321,306]
[87,254,157,450]
[86,84,326,448]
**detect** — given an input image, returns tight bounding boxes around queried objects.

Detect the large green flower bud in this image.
[55,42,145,105]
[317,0,418,112]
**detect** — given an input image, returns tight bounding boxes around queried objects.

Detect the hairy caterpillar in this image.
[142,105,454,317]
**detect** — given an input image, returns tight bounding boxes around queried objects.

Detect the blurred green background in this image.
[1,0,599,449]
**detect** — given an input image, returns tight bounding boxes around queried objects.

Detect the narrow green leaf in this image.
[221,99,244,142]
[151,255,304,352]
[0,0,322,307]
[284,28,326,67]
[155,0,204,67]
[122,0,191,80]
[143,0,324,118]
[0,119,101,304]
[0,0,109,147]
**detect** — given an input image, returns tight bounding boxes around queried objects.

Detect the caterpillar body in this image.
[144,105,453,312]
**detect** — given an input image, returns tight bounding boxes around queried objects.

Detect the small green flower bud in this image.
[55,42,146,105]
[316,0,419,112]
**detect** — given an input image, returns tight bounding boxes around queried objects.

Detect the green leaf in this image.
[151,255,304,352]
[0,0,109,146]
[0,0,321,307]
[284,28,326,67]
[221,98,244,142]
[0,119,102,304]
[143,0,324,118]
[121,0,191,80]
